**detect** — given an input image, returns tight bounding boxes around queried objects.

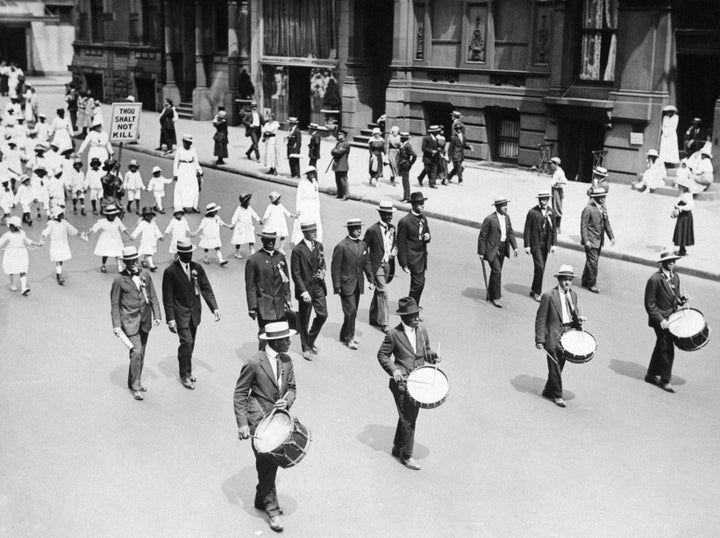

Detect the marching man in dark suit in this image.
[377,297,440,470]
[644,249,688,393]
[110,246,162,401]
[245,230,293,350]
[331,218,372,350]
[307,123,320,167]
[234,321,297,534]
[419,125,440,188]
[580,187,615,293]
[447,122,471,184]
[397,192,431,306]
[363,200,397,334]
[523,190,557,302]
[331,129,351,200]
[241,101,264,161]
[291,221,327,360]
[162,240,220,390]
[478,197,518,308]
[286,117,302,178]
[535,265,582,408]
[397,132,416,203]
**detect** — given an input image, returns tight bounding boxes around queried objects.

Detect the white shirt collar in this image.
[303,238,315,249]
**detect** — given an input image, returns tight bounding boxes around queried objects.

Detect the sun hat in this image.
[550,157,561,165]
[553,264,576,279]
[121,246,140,261]
[269,191,281,202]
[7,216,22,228]
[205,202,221,214]
[152,165,162,173]
[182,133,193,142]
[304,166,317,175]
[259,321,297,340]
[657,248,682,264]
[646,149,659,158]
[129,159,139,167]
[377,200,395,213]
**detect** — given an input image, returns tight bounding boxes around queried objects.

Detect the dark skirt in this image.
[160,127,176,147]
[214,140,228,158]
[673,211,694,249]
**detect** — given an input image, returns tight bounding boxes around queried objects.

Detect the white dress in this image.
[659,113,679,165]
[0,231,32,274]
[262,203,292,238]
[124,170,144,200]
[262,121,280,170]
[197,216,226,249]
[291,178,323,244]
[164,217,191,253]
[78,130,113,166]
[173,147,202,210]
[41,220,78,262]
[131,220,163,255]
[91,218,126,257]
[49,117,73,153]
[230,205,261,245]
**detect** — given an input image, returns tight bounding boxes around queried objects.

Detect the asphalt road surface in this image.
[1,150,718,537]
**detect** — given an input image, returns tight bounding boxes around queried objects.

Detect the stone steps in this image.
[176,102,193,120]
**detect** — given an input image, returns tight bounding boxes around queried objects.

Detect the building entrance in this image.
[558,119,605,182]
[0,26,27,71]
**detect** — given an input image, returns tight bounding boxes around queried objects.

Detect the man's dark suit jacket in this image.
[286,126,302,157]
[245,249,292,320]
[331,236,371,296]
[162,261,217,329]
[397,142,417,171]
[421,134,438,164]
[308,132,320,161]
[111,269,161,335]
[233,351,297,432]
[580,202,615,249]
[534,287,579,353]
[363,221,396,282]
[448,133,470,161]
[477,212,518,261]
[290,240,327,300]
[241,109,264,137]
[523,205,557,251]
[331,141,351,172]
[397,212,430,272]
[644,270,681,328]
[377,323,437,377]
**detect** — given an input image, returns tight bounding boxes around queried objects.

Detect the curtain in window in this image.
[263,0,337,59]
[602,0,618,81]
[579,0,618,81]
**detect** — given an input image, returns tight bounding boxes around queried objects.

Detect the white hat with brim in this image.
[304,166,317,175]
[121,246,140,261]
[300,221,317,232]
[553,264,576,279]
[658,248,681,263]
[269,191,281,202]
[205,202,221,214]
[50,206,65,218]
[593,167,609,177]
[344,218,363,228]
[176,240,197,253]
[152,165,162,173]
[377,200,395,213]
[129,159,139,167]
[662,105,678,113]
[550,157,561,165]
[182,133,193,142]
[537,190,552,199]
[589,187,608,198]
[103,204,121,215]
[7,216,22,228]
[493,197,510,206]
[646,149,659,158]
[259,321,297,340]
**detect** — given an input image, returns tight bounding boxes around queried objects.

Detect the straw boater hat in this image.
[304,166,317,176]
[400,131,410,139]
[554,264,576,279]
[662,105,678,113]
[692,117,702,124]
[493,197,510,206]
[259,321,297,340]
[103,203,121,215]
[308,123,319,130]
[646,149,659,158]
[550,157,561,165]
[257,230,279,240]
[429,125,441,133]
[377,200,395,213]
[73,156,82,165]
[288,117,298,124]
[152,165,162,174]
[300,221,317,233]
[536,190,551,199]
[344,218,362,228]
[218,110,227,118]
[657,248,681,263]
[121,246,140,261]
[269,191,281,202]
[205,202,221,215]
[395,296,422,315]
[593,166,608,177]
[589,186,608,198]
[182,133,193,142]
[451,111,461,118]
[409,191,427,204]
[176,240,197,253]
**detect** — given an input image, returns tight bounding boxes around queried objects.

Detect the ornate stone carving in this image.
[467,16,486,63]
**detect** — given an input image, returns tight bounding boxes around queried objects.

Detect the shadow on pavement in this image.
[356,424,430,459]
[510,374,576,401]
[504,283,532,298]
[221,465,298,517]
[323,322,366,343]
[157,354,180,379]
[609,359,686,385]
[109,364,160,389]
[235,341,260,362]
[461,287,487,302]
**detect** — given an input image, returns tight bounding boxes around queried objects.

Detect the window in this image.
[214,0,228,51]
[263,0,337,59]
[141,1,160,45]
[579,0,617,81]
[90,0,104,43]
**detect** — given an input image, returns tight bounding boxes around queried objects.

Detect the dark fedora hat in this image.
[409,192,427,204]
[395,296,422,315]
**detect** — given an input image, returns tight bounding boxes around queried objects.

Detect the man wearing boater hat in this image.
[419,125,440,188]
[286,117,302,178]
[377,297,440,470]
[364,201,398,333]
[111,246,162,401]
[162,240,220,390]
[397,192,431,305]
[523,191,557,302]
[234,321,297,533]
[245,230,293,350]
[291,221,328,360]
[643,248,688,394]
[331,218,372,349]
[478,197,518,308]
[535,265,582,408]
[580,186,615,293]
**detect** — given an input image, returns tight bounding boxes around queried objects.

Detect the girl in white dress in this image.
[85,157,104,215]
[29,166,50,222]
[14,175,33,225]
[291,168,323,244]
[659,106,679,166]
[146,165,174,213]
[0,179,14,226]
[40,206,82,285]
[164,207,192,254]
[131,207,163,271]
[48,108,74,153]
[194,202,230,266]
[0,216,41,295]
[124,159,144,215]
[262,191,295,254]
[230,193,262,259]
[88,204,131,273]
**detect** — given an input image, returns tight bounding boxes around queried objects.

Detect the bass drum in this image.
[252,409,311,469]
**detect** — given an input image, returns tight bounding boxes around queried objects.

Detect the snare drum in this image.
[252,409,311,469]
[668,308,710,352]
[406,365,449,409]
[558,329,597,364]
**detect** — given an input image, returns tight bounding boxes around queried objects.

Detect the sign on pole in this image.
[109,102,142,142]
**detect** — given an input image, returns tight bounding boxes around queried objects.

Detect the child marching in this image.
[0,179,14,226]
[123,159,144,216]
[262,191,295,254]
[131,206,164,271]
[164,207,192,255]
[88,203,131,273]
[194,202,230,266]
[69,157,88,215]
[85,157,103,215]
[14,174,34,225]
[0,215,42,295]
[145,165,174,214]
[230,192,262,259]
[40,206,82,285]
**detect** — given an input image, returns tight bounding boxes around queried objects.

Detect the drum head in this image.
[668,309,705,338]
[253,411,292,453]
[407,366,449,406]
[560,330,597,356]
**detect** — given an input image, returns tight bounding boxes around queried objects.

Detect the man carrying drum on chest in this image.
[377,297,440,471]
[234,321,297,533]
[535,265,583,408]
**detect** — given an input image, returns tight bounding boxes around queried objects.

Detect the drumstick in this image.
[542,348,560,367]
[433,342,441,382]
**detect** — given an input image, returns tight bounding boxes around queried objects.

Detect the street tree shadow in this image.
[510,374,576,401]
[221,465,298,517]
[504,283,532,298]
[356,424,430,459]
[609,359,686,385]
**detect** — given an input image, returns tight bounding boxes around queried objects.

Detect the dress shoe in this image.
[309,344,320,354]
[254,503,284,515]
[491,299,503,308]
[644,374,661,387]
[401,457,421,470]
[189,375,197,382]
[132,390,144,401]
[21,288,30,296]
[182,378,195,390]
[219,260,229,267]
[553,398,566,408]
[589,286,599,293]
[269,515,284,532]
[530,292,541,302]
[346,341,358,350]
[660,382,675,393]
[302,350,312,361]
[139,386,148,392]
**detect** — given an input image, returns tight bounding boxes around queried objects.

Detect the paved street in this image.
[1,149,718,537]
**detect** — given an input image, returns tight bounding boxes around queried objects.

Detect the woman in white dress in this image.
[262,113,280,175]
[230,193,262,259]
[194,202,230,266]
[659,105,679,167]
[49,108,74,153]
[291,167,323,244]
[0,215,41,295]
[78,118,114,168]
[173,133,203,212]
[88,204,131,273]
[131,207,164,271]
[40,206,81,285]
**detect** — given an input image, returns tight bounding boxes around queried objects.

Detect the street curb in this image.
[114,142,720,283]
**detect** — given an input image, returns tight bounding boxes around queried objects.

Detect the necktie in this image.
[565,292,574,317]
[185,263,191,280]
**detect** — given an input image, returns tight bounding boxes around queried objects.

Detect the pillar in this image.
[162,0,181,106]
[192,0,213,120]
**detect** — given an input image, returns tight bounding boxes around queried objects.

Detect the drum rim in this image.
[406,364,449,407]
[252,409,293,453]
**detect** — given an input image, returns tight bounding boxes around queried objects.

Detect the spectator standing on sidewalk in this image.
[580,187,615,293]
[84,91,96,137]
[173,133,203,213]
[262,112,280,176]
[241,101,264,161]
[65,84,78,134]
[385,126,402,185]
[397,132,416,203]
[331,129,351,200]
[672,177,694,256]
[549,157,567,233]
[286,117,302,178]
[368,127,386,187]
[212,110,229,165]
[291,166,323,244]
[659,105,679,167]
[158,99,178,153]
[419,125,440,189]
[307,122,321,167]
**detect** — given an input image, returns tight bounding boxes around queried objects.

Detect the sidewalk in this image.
[15,84,716,280]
